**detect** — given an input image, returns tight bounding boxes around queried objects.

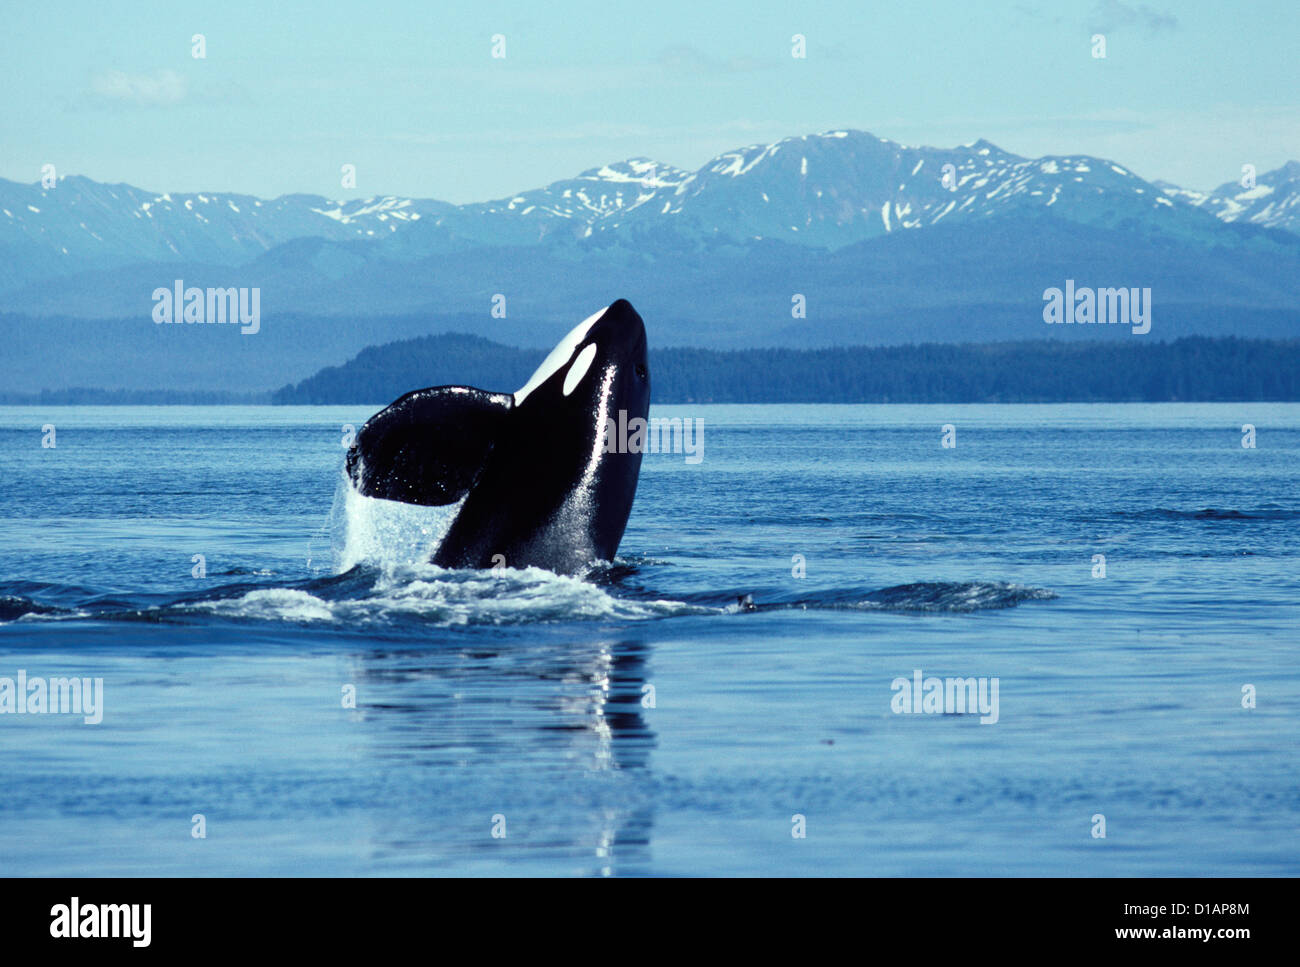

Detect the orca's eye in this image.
[635,363,647,379]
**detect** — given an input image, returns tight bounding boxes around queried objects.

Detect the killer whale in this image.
[345,299,650,575]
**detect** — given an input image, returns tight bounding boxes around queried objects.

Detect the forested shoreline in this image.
[6,335,1297,404]
[272,334,1300,404]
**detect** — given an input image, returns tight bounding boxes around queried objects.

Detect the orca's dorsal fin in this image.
[345,386,513,506]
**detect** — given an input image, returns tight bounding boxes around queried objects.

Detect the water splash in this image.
[328,472,464,573]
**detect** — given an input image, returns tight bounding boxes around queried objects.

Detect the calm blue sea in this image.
[0,403,1297,876]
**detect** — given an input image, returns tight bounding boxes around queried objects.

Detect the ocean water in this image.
[0,403,1297,877]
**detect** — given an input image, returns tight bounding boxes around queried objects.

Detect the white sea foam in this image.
[196,588,335,622]
[189,564,695,627]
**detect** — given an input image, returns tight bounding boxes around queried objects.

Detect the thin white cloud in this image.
[88,69,188,107]
[654,44,778,74]
[1088,0,1180,35]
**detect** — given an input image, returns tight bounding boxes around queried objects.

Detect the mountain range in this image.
[2,129,1298,393]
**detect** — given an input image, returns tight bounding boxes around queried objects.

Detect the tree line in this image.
[271,334,1300,404]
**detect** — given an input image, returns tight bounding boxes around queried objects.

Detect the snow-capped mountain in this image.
[0,176,451,274]
[586,131,1208,248]
[4,129,1296,295]
[1156,161,1300,236]
[462,158,693,238]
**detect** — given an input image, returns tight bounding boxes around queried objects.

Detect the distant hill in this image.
[272,333,540,404]
[272,334,1300,404]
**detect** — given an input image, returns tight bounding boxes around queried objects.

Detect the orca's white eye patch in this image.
[563,343,597,396]
[513,305,608,405]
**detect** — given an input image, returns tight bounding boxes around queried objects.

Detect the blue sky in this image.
[3,0,1296,201]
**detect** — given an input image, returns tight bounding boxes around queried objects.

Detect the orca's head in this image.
[500,299,650,565]
[512,299,649,428]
